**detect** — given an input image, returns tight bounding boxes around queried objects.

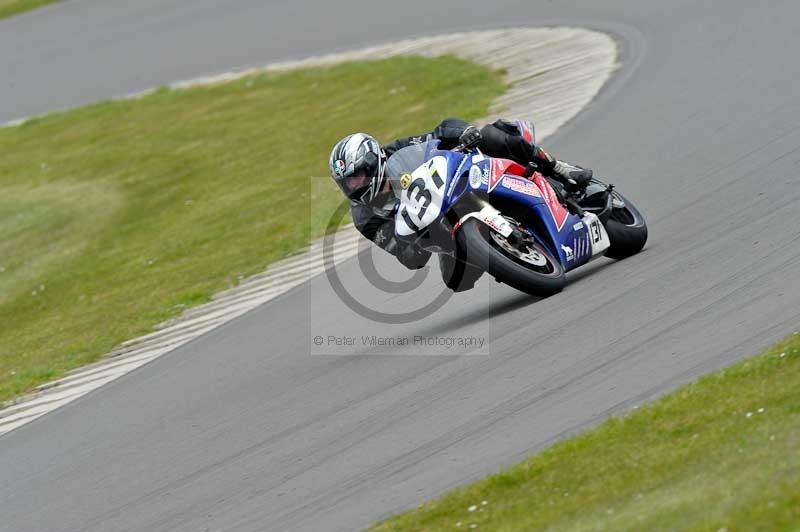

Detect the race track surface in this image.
[2,1,800,531]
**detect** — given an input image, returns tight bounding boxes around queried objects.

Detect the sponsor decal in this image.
[482,214,510,236]
[400,173,412,189]
[469,166,482,189]
[573,222,584,231]
[334,159,346,177]
[488,159,504,191]
[502,176,542,197]
[561,244,574,262]
[477,207,513,237]
[454,155,468,182]
[447,172,459,197]
[445,158,466,197]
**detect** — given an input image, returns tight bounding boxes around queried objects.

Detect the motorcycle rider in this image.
[328,118,592,292]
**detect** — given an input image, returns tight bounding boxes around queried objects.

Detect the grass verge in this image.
[0,56,506,404]
[0,0,58,20]
[373,332,800,531]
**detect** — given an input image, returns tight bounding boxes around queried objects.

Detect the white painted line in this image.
[103,321,231,362]
[0,27,618,435]
[58,351,164,386]
[34,352,166,395]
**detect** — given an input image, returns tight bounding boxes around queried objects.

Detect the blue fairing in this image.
[420,141,594,272]
[487,180,593,271]
[421,142,473,215]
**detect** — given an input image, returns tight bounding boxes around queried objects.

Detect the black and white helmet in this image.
[329,133,387,204]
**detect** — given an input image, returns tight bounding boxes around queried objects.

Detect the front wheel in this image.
[603,190,648,259]
[456,219,566,297]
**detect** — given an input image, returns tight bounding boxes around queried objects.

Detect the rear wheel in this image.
[603,190,648,259]
[456,219,566,297]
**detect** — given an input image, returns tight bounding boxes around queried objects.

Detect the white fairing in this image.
[395,156,449,237]
[582,212,611,257]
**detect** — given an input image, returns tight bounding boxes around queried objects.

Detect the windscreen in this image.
[385,141,435,198]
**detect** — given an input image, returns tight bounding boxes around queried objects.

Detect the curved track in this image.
[2,1,800,531]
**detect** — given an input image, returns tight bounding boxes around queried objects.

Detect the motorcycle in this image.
[385,138,648,296]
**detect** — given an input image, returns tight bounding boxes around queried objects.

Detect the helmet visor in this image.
[338,151,379,201]
[343,172,369,190]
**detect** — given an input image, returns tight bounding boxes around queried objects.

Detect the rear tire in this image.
[456,219,566,297]
[603,191,648,259]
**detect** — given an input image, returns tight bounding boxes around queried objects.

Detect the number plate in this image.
[395,156,449,236]
[581,212,611,256]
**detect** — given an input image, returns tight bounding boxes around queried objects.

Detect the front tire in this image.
[456,219,566,297]
[603,190,648,259]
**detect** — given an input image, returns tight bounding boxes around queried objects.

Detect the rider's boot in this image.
[532,146,593,191]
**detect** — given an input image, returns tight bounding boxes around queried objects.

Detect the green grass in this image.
[0,56,507,404]
[373,333,800,531]
[0,0,58,20]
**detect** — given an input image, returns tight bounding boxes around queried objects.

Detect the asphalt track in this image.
[1,1,800,531]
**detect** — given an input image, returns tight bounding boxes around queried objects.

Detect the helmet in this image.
[329,133,386,204]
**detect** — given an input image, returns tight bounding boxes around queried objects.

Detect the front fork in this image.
[451,199,548,256]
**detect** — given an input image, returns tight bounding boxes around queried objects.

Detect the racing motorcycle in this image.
[386,137,648,297]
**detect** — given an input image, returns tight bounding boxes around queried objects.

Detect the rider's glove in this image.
[457,126,482,151]
[553,161,593,191]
